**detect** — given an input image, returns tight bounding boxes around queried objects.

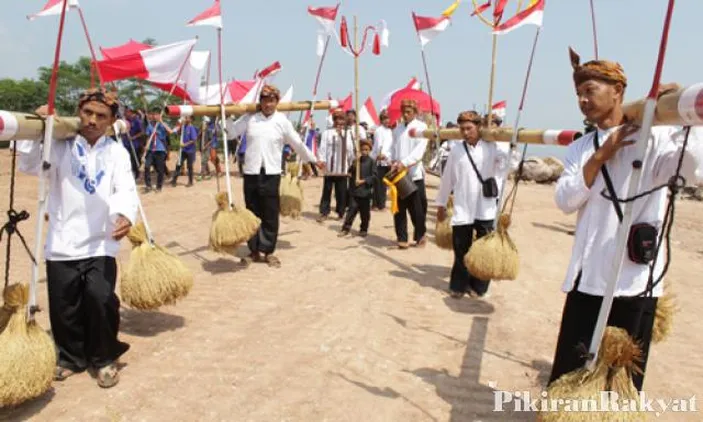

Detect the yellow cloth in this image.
[383,169,409,215]
[441,0,461,17]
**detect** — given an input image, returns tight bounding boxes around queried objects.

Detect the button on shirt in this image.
[435,140,520,225]
[555,125,703,298]
[146,122,168,153]
[391,119,429,181]
[16,135,138,261]
[371,125,393,167]
[227,111,317,175]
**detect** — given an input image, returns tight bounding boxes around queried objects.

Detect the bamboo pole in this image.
[353,15,361,183]
[164,100,339,118]
[486,33,498,128]
[413,127,583,145]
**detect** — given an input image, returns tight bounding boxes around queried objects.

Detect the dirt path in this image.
[1,152,701,421]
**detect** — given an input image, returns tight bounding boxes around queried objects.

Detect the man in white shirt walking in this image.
[17,89,138,388]
[227,85,318,268]
[436,111,519,299]
[390,99,429,249]
[316,109,355,221]
[547,50,703,391]
[371,110,393,211]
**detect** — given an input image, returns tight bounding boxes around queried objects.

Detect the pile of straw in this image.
[540,326,645,421]
[434,195,454,250]
[209,192,261,253]
[465,213,519,281]
[652,290,676,344]
[280,173,304,219]
[0,284,55,407]
[120,223,193,310]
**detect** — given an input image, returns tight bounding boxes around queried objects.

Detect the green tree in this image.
[0,78,48,113]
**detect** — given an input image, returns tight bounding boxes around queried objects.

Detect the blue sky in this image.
[1,0,702,139]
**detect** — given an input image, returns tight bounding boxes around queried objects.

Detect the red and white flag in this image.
[492,101,507,118]
[257,61,282,79]
[27,0,78,21]
[187,0,223,29]
[493,0,544,35]
[96,39,197,85]
[359,97,380,129]
[412,13,450,48]
[380,77,421,111]
[100,39,151,60]
[281,85,294,103]
[309,4,340,56]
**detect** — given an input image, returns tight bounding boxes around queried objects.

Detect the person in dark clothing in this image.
[339,140,377,237]
[171,116,198,187]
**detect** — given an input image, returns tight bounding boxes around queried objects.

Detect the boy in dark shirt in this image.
[339,140,377,238]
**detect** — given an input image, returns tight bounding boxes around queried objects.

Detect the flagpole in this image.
[495,26,542,229]
[412,16,440,158]
[29,0,70,320]
[486,33,498,128]
[217,27,235,210]
[353,15,361,183]
[76,6,103,88]
[589,0,599,59]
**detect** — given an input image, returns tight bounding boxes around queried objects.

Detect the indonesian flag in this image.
[493,0,510,23]
[237,61,283,104]
[326,93,352,127]
[96,39,197,85]
[492,101,507,118]
[359,97,380,129]
[380,77,421,111]
[412,13,450,48]
[27,0,78,20]
[100,39,151,60]
[308,4,339,56]
[258,61,282,79]
[187,0,223,29]
[281,85,294,103]
[493,0,544,35]
[471,1,491,17]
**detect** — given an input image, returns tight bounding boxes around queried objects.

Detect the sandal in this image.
[54,366,78,381]
[96,364,120,388]
[264,254,281,268]
[240,252,262,267]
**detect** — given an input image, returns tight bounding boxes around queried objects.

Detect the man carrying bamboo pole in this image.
[15,89,138,388]
[226,84,318,268]
[547,53,703,391]
[390,99,429,249]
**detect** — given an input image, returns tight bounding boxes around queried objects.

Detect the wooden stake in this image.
[354,15,361,183]
[486,33,498,128]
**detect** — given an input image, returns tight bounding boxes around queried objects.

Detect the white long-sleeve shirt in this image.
[371,125,393,167]
[16,135,138,261]
[555,125,703,297]
[317,128,355,175]
[391,119,429,181]
[435,139,520,225]
[227,111,317,175]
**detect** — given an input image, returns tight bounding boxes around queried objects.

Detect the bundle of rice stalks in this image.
[465,213,519,281]
[287,161,301,178]
[539,326,645,421]
[652,290,676,344]
[0,284,55,407]
[120,223,193,310]
[280,174,304,219]
[209,192,261,253]
[434,195,454,250]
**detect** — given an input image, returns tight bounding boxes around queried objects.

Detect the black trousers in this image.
[373,165,390,209]
[144,151,166,189]
[46,257,128,371]
[127,144,143,179]
[172,151,195,185]
[450,221,494,295]
[393,179,427,243]
[548,282,658,391]
[343,195,371,233]
[244,169,281,255]
[319,176,348,218]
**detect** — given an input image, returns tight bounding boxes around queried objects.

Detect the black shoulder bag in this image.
[593,132,657,264]
[463,142,499,198]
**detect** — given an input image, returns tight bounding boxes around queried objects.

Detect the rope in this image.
[1,145,37,290]
[501,142,529,217]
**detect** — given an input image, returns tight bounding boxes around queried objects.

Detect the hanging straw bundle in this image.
[120,223,193,310]
[652,290,676,343]
[434,195,454,250]
[0,284,55,407]
[465,213,519,280]
[209,192,261,253]
[539,326,646,421]
[280,162,304,219]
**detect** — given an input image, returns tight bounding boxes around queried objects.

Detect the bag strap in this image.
[592,131,624,222]
[462,141,485,184]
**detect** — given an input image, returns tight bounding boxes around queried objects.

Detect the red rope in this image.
[47,0,71,114]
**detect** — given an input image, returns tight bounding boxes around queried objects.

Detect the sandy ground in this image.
[0,151,701,422]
